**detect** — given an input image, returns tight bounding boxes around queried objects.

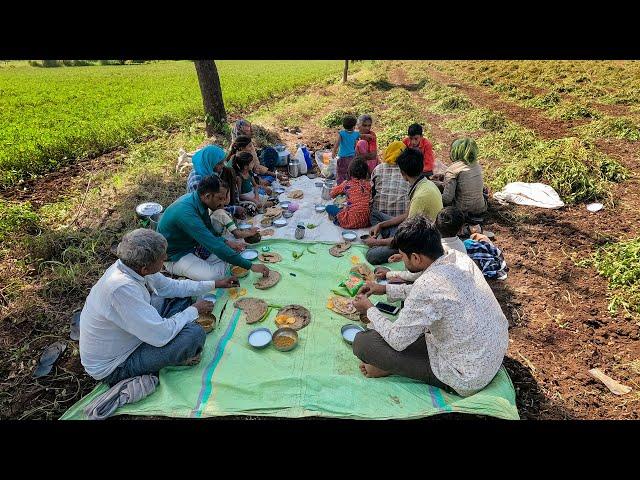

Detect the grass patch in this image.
[574,116,640,141]
[0,60,345,187]
[445,108,508,133]
[548,103,601,121]
[320,109,355,128]
[584,237,640,319]
[478,122,627,203]
[430,94,472,113]
[0,201,40,242]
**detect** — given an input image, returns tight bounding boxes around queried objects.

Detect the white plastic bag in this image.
[493,182,565,209]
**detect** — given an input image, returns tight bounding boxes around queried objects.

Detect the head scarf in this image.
[191,145,226,177]
[450,137,479,165]
[231,119,251,141]
[382,141,406,165]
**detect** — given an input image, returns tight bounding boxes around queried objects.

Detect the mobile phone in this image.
[375,302,400,315]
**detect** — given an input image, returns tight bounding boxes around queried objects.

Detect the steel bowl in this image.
[248,328,272,349]
[283,210,294,219]
[342,231,357,242]
[272,327,299,352]
[279,201,291,210]
[240,249,259,261]
[307,173,318,179]
[314,204,326,213]
[341,324,365,345]
[273,187,286,194]
[273,218,288,228]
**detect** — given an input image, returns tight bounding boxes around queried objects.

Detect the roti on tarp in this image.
[329,242,351,258]
[276,305,311,330]
[326,295,360,321]
[234,298,269,324]
[254,270,281,290]
[350,263,376,282]
[258,252,282,263]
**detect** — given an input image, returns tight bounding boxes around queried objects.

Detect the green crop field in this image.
[0,60,345,187]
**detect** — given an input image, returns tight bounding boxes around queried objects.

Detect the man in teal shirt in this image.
[158,175,270,281]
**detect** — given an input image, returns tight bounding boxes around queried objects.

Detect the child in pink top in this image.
[355,114,379,174]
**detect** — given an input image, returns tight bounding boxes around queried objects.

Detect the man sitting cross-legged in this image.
[351,215,509,397]
[79,229,239,386]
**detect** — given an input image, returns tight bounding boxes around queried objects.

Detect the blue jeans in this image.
[366,210,399,265]
[103,298,206,386]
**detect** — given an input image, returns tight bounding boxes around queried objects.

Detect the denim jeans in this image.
[103,297,206,387]
[366,210,400,265]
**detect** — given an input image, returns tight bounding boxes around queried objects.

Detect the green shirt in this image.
[408,178,443,221]
[157,191,252,269]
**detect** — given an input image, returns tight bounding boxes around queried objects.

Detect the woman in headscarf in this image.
[187,145,227,193]
[441,137,487,218]
[369,141,410,221]
[186,145,249,218]
[355,114,379,174]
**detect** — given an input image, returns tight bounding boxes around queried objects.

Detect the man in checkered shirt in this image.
[370,141,410,218]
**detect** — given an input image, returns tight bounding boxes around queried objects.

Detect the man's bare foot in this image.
[359,362,391,378]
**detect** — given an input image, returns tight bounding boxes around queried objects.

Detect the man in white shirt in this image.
[80,229,239,386]
[351,215,509,397]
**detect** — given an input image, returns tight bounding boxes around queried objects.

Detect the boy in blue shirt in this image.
[332,115,360,184]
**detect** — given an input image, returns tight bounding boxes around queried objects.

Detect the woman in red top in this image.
[355,114,379,174]
[403,123,435,177]
[325,158,372,229]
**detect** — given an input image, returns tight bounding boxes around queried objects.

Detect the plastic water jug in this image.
[301,145,313,171]
[295,145,308,175]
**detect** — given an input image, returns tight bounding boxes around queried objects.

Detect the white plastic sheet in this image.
[493,182,565,209]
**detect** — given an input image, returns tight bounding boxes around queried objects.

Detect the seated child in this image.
[210,180,260,241]
[375,206,467,283]
[325,158,371,229]
[331,115,360,184]
[228,135,277,191]
[232,152,272,210]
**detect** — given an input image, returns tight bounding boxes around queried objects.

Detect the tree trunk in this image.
[194,60,227,137]
[343,60,349,83]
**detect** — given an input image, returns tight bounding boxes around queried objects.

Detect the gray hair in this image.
[117,229,168,271]
[356,114,373,126]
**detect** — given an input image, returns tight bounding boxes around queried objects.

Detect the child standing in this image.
[325,158,371,229]
[332,115,360,184]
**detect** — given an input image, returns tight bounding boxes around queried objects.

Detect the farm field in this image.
[0,60,346,187]
[0,60,639,420]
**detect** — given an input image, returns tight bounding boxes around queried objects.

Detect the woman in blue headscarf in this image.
[186,145,227,193]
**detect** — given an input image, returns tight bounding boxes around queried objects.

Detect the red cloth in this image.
[403,137,434,173]
[330,179,371,229]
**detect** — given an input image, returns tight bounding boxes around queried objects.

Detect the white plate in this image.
[240,249,259,260]
[136,202,163,217]
[273,187,285,194]
[273,219,287,227]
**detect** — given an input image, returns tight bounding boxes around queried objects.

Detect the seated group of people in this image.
[77,115,509,400]
[326,115,488,266]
